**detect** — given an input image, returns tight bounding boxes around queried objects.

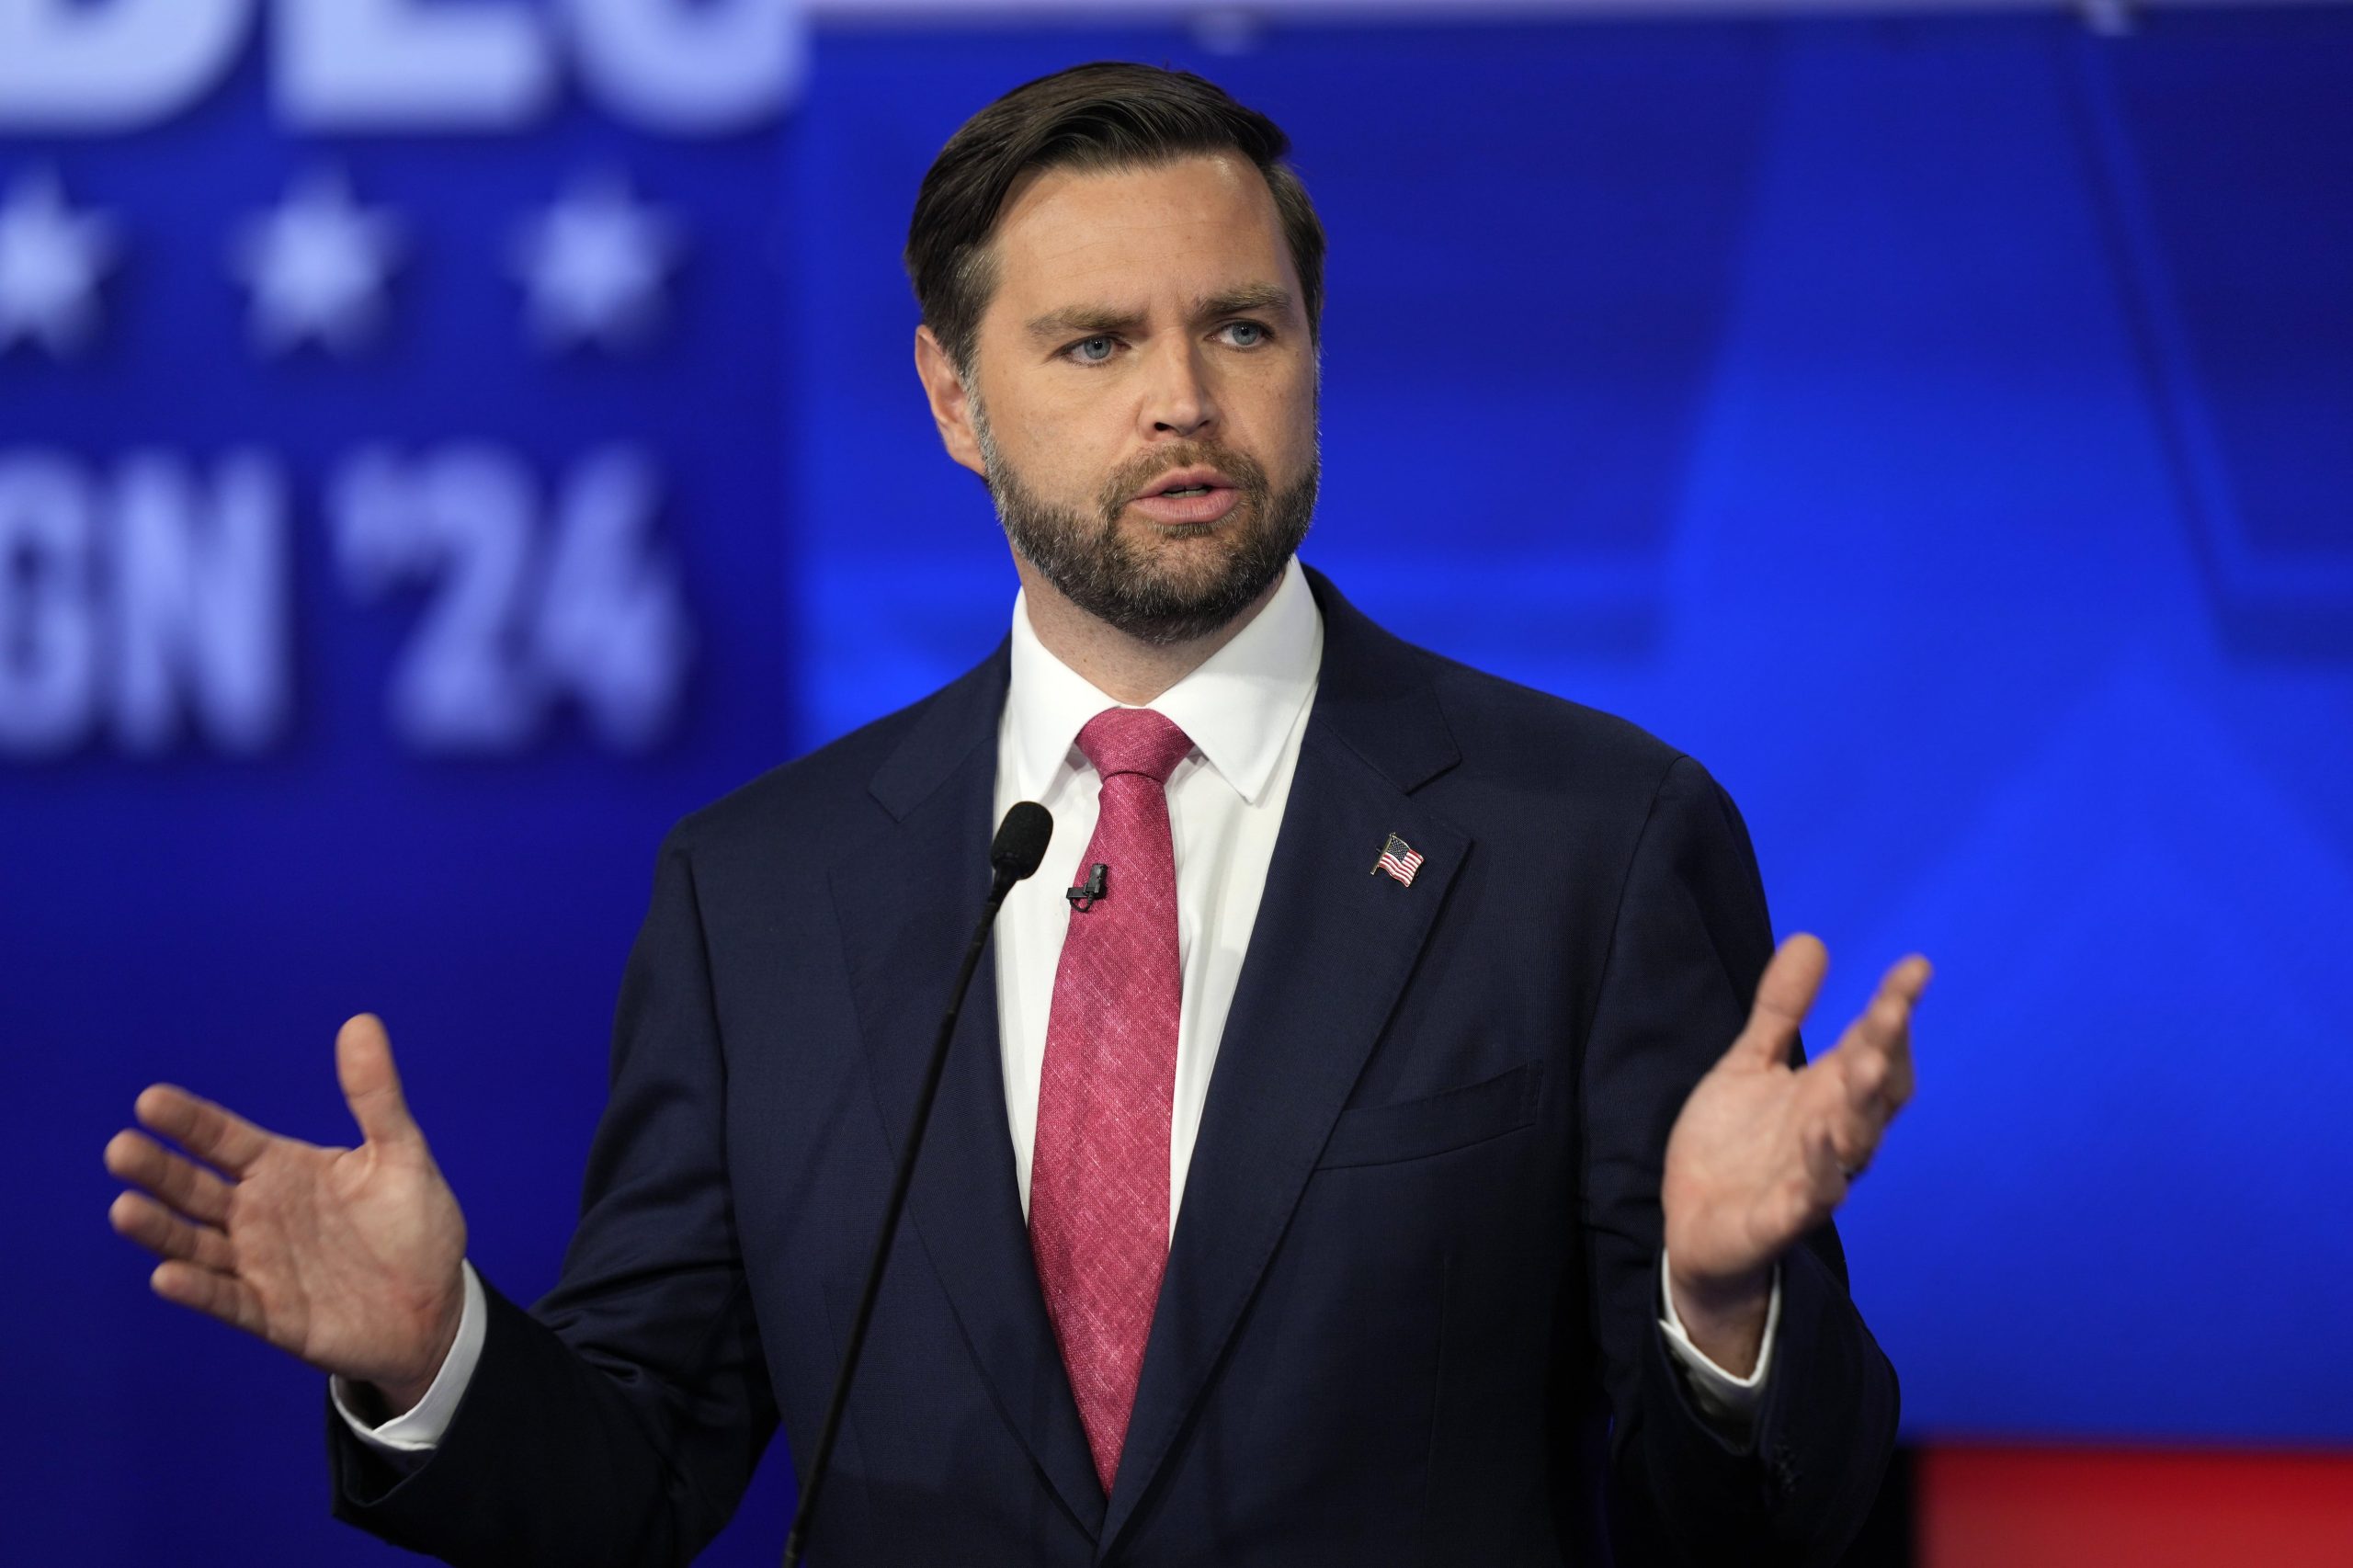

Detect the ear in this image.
[915,324,987,481]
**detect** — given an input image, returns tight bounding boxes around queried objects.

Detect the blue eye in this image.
[1226,321,1268,347]
[1069,335,1115,365]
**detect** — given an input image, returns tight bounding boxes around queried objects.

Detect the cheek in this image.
[1006,404,1117,503]
[1236,381,1318,483]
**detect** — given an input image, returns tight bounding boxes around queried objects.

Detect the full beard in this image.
[972,403,1319,647]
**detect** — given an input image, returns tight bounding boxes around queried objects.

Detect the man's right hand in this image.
[104,1013,469,1417]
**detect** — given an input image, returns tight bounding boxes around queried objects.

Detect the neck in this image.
[1014,558,1286,705]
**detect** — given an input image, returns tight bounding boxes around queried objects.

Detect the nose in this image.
[1141,337,1216,438]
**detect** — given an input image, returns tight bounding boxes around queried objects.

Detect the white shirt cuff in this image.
[1656,1249,1780,1432]
[330,1259,486,1454]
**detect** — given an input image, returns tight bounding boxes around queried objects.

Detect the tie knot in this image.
[1076,706,1193,786]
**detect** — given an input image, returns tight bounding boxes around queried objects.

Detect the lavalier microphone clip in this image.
[1065,862,1108,913]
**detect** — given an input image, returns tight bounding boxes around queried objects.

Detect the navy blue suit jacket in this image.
[331,566,1898,1565]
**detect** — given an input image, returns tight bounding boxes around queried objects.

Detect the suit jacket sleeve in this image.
[326,825,777,1567]
[1581,755,1898,1566]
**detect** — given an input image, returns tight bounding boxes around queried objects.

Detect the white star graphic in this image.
[510,174,681,353]
[0,169,118,357]
[231,170,403,356]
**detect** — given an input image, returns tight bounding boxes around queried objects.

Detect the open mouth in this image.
[1133,465,1238,502]
[1128,473,1245,525]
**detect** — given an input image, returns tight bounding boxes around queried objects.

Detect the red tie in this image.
[1030,706,1193,1493]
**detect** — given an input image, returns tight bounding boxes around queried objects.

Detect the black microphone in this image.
[991,800,1055,892]
[780,801,1052,1568]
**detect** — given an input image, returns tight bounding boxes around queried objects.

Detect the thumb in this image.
[1728,933,1827,1070]
[336,1013,421,1148]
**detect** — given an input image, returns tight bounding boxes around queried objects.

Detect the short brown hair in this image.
[904,62,1326,380]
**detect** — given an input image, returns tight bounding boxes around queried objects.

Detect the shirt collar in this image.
[1004,554,1323,807]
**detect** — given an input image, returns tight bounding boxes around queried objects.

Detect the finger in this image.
[1835,1002,1903,1107]
[1839,1041,1900,1130]
[132,1085,272,1179]
[1776,1117,1850,1236]
[149,1259,267,1339]
[336,1014,419,1149]
[103,1128,235,1224]
[1790,1068,1875,1187]
[1730,933,1828,1070]
[1826,1100,1884,1178]
[1886,952,1934,1004]
[1881,954,1929,1105]
[1833,959,1930,1113]
[1801,1048,1901,1183]
[109,1190,236,1273]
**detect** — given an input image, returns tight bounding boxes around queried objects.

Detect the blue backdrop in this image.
[5,6,2347,1562]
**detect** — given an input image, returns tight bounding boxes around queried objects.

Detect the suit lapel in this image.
[828,646,1108,1540]
[1100,571,1469,1553]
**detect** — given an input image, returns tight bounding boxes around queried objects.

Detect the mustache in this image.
[1094,441,1271,520]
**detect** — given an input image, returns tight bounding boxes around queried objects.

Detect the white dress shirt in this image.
[338,555,1775,1454]
[993,553,1323,1230]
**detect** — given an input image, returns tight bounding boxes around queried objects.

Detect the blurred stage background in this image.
[5,1,2348,1562]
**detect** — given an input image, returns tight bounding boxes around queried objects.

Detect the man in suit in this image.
[103,62,1928,1565]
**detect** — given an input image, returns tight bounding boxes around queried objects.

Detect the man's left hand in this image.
[1659,935,1931,1375]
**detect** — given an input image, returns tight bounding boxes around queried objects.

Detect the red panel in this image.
[1918,1445,2353,1568]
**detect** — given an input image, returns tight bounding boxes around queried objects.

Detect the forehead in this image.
[984,153,1296,314]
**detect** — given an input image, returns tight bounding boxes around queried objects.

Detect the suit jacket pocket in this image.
[1315,1061,1544,1169]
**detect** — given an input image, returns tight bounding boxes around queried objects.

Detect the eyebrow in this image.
[1023,284,1294,345]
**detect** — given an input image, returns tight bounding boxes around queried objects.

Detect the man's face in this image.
[939,153,1320,645]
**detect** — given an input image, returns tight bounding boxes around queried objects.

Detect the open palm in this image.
[104,1014,468,1412]
[1663,935,1930,1296]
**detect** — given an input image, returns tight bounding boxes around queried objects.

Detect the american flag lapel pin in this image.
[1372,833,1425,887]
